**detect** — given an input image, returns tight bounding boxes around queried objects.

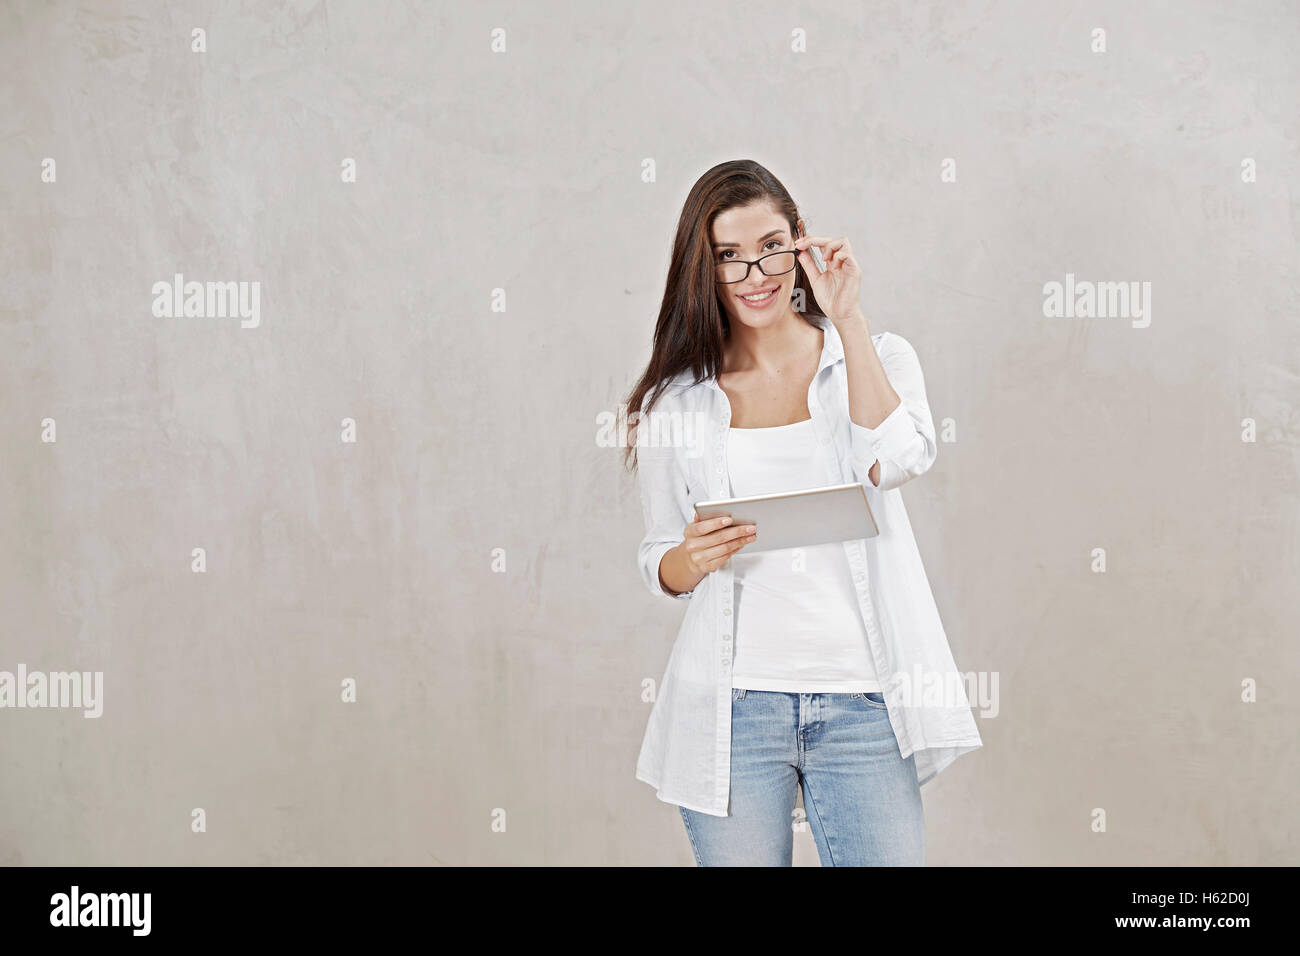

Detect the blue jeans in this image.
[678,688,925,866]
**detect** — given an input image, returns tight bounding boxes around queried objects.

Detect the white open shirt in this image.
[633,314,983,817]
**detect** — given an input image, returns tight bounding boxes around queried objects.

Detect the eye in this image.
[765,239,783,251]
[717,250,735,261]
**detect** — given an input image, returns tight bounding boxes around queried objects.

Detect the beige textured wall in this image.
[1,1,1297,865]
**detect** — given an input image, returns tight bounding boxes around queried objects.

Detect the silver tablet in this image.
[693,482,879,553]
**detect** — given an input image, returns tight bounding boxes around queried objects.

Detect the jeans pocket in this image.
[849,690,887,709]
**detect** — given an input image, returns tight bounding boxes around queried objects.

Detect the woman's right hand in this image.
[680,514,757,577]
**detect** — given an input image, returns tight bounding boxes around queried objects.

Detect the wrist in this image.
[660,542,701,598]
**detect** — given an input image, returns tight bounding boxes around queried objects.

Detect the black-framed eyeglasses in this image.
[714,249,798,284]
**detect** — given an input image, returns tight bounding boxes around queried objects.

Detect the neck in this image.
[724,311,822,376]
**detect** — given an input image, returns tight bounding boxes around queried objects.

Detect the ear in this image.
[794,217,806,239]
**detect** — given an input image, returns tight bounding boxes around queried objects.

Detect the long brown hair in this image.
[622,159,826,472]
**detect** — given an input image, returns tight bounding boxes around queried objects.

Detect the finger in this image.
[798,246,822,276]
[700,523,756,546]
[796,235,839,275]
[697,539,739,565]
[686,514,733,538]
[705,535,756,572]
[821,237,848,267]
[830,241,861,276]
[794,234,834,249]
[699,534,756,566]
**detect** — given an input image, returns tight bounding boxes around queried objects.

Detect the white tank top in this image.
[726,418,880,692]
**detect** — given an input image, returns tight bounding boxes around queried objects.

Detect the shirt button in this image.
[723,608,732,616]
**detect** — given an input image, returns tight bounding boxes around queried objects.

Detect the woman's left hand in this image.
[794,234,864,324]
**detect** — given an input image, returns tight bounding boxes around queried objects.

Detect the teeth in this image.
[742,290,774,301]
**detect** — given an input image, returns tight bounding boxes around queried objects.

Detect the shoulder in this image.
[874,330,921,364]
[660,370,709,403]
[637,374,702,422]
[664,369,693,390]
[825,316,895,361]
[831,326,914,366]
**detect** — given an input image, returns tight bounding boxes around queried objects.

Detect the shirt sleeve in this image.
[847,332,939,493]
[635,400,695,601]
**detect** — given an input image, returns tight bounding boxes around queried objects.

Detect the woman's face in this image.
[710,201,801,331]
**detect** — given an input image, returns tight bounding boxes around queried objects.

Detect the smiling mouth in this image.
[737,286,778,302]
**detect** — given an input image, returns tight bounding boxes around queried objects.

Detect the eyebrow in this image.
[712,228,788,249]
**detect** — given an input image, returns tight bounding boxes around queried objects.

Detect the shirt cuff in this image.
[849,401,914,481]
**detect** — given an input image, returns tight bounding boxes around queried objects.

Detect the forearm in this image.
[837,311,902,431]
[838,322,939,492]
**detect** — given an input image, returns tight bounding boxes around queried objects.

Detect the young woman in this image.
[623,159,982,866]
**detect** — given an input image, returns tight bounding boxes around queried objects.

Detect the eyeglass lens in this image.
[715,250,797,283]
